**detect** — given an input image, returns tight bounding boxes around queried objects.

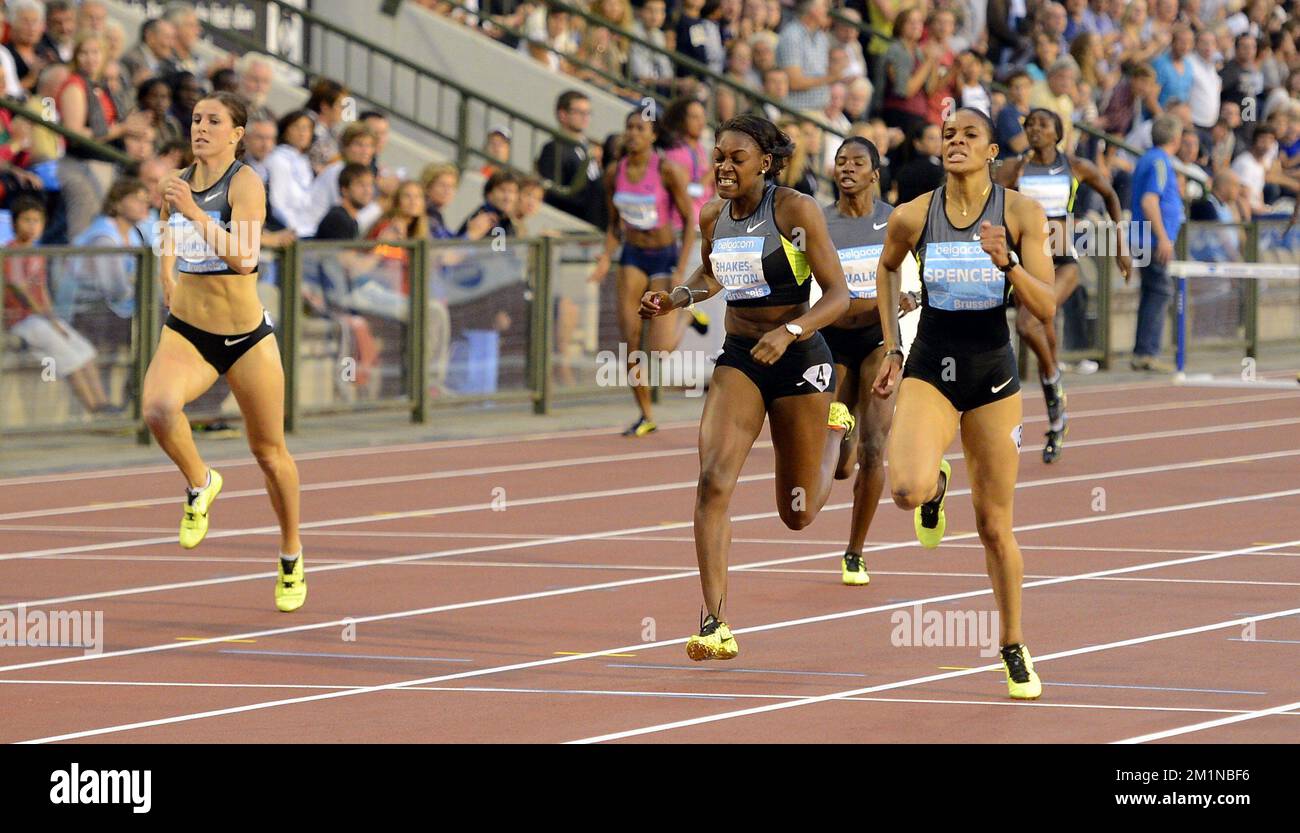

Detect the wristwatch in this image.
[998,250,1020,274]
[784,323,804,338]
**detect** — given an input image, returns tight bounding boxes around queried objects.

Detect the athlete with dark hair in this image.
[640,114,852,660]
[998,108,1131,462]
[874,107,1055,699]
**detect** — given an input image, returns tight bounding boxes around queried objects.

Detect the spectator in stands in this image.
[265,109,324,238]
[122,121,157,163]
[157,136,190,170]
[1189,170,1249,264]
[239,56,277,123]
[777,0,838,115]
[1188,29,1224,133]
[1023,30,1063,84]
[421,162,497,241]
[79,0,110,35]
[675,0,726,80]
[1220,32,1265,114]
[313,122,381,230]
[480,126,511,179]
[536,90,605,227]
[39,0,76,64]
[831,6,866,80]
[511,175,545,237]
[996,68,1033,158]
[1231,125,1294,213]
[313,163,375,243]
[68,177,150,328]
[165,1,226,80]
[136,77,185,151]
[120,18,178,86]
[1130,113,1184,373]
[921,7,958,125]
[774,117,818,195]
[6,0,59,94]
[988,0,1028,68]
[360,110,402,203]
[1264,68,1300,121]
[750,29,778,80]
[882,7,937,136]
[843,75,872,123]
[1100,63,1160,139]
[1154,24,1195,107]
[1031,57,1080,152]
[1117,0,1167,67]
[522,5,578,74]
[355,179,428,318]
[58,35,150,239]
[891,120,944,204]
[168,71,204,141]
[306,78,349,174]
[211,68,239,95]
[760,66,790,121]
[3,194,110,413]
[629,0,674,95]
[241,116,277,184]
[459,170,518,238]
[1069,31,1107,104]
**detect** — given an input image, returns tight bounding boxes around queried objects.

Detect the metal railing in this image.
[0,94,137,168]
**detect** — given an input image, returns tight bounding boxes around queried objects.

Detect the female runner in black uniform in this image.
[820,136,918,585]
[997,108,1130,462]
[640,115,852,660]
[141,91,306,613]
[873,108,1055,699]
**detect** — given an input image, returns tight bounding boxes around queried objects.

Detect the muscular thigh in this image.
[768,389,833,500]
[143,326,220,407]
[698,366,767,479]
[856,347,894,441]
[887,377,959,487]
[959,392,1023,523]
[224,335,287,452]
[616,266,650,343]
[1054,262,1079,306]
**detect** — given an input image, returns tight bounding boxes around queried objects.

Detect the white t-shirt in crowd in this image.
[1187,54,1223,129]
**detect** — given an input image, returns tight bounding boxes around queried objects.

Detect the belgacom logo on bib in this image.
[50,764,151,813]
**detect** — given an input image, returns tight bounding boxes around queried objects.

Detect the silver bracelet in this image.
[670,285,694,308]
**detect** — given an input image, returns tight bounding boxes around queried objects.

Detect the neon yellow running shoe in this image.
[179,469,223,549]
[686,613,738,661]
[623,416,657,438]
[841,552,870,585]
[275,555,307,612]
[1000,643,1043,700]
[688,307,710,335]
[913,458,950,549]
[828,401,855,433]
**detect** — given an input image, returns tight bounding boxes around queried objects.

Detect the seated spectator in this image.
[312,122,381,230]
[67,177,150,327]
[629,0,675,95]
[521,5,577,74]
[1100,63,1160,139]
[0,107,46,200]
[881,8,936,137]
[1232,126,1300,213]
[40,0,76,64]
[536,90,605,227]
[1189,169,1249,261]
[78,0,110,35]
[760,66,790,121]
[58,35,150,239]
[120,18,178,87]
[1031,57,1080,152]
[166,1,231,80]
[121,121,157,163]
[3,195,110,413]
[135,77,185,151]
[480,126,511,179]
[360,110,401,203]
[891,121,944,204]
[843,76,873,123]
[949,50,993,117]
[264,109,324,237]
[422,162,497,241]
[238,55,277,123]
[1153,24,1195,108]
[6,0,60,94]
[775,117,818,196]
[459,170,518,238]
[132,157,167,247]
[241,117,276,184]
[352,180,429,319]
[306,78,349,174]
[831,6,866,80]
[676,0,726,80]
[168,71,204,141]
[211,68,239,94]
[157,137,191,170]
[511,175,546,237]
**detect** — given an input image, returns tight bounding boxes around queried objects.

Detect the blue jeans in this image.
[1133,258,1172,357]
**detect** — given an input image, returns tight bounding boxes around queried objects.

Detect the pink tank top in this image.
[613,151,676,233]
[664,140,712,230]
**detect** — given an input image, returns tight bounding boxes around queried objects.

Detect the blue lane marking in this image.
[218,649,472,663]
[1044,681,1266,695]
[1229,637,1300,645]
[607,662,866,678]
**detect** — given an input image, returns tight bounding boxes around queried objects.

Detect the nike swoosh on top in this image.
[1048,166,1065,174]
[873,221,888,230]
[203,191,221,203]
[973,233,982,240]
[991,378,1013,393]
[224,335,251,346]
[746,219,766,233]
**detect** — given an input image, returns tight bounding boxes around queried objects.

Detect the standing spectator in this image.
[1100,63,1160,139]
[306,79,349,174]
[996,69,1034,158]
[58,35,150,239]
[536,90,605,226]
[675,0,726,80]
[1230,125,1290,213]
[39,0,76,64]
[881,8,937,136]
[951,50,992,117]
[831,6,866,80]
[264,109,324,238]
[1220,33,1265,117]
[167,71,204,142]
[1187,28,1224,132]
[1130,114,1184,373]
[3,195,110,412]
[628,0,674,95]
[136,77,184,151]
[987,0,1028,68]
[6,0,59,94]
[891,120,944,204]
[165,1,223,80]
[921,7,958,126]
[760,66,790,121]
[776,0,836,115]
[1031,57,1080,153]
[239,56,277,123]
[1153,24,1195,108]
[241,115,277,184]
[120,18,177,86]
[775,117,818,195]
[78,0,110,36]
[1117,0,1167,67]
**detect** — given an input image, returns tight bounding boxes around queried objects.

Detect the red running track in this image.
[0,380,1298,744]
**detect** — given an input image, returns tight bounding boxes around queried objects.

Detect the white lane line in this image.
[566,602,1300,744]
[0,379,1244,487]
[2,677,1295,719]
[12,538,1300,743]
[3,415,1295,567]
[4,402,1294,523]
[1114,700,1300,744]
[3,442,1298,613]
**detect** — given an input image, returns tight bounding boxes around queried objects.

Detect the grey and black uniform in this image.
[903,183,1021,412]
[710,182,835,407]
[161,160,275,374]
[820,199,893,374]
[1017,155,1078,267]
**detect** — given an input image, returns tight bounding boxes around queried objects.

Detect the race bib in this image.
[922,240,1004,311]
[686,182,706,199]
[613,192,659,231]
[169,210,226,272]
[838,244,883,299]
[710,236,771,301]
[1019,173,1071,218]
[802,362,832,391]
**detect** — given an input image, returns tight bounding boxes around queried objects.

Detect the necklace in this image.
[947,182,991,218]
